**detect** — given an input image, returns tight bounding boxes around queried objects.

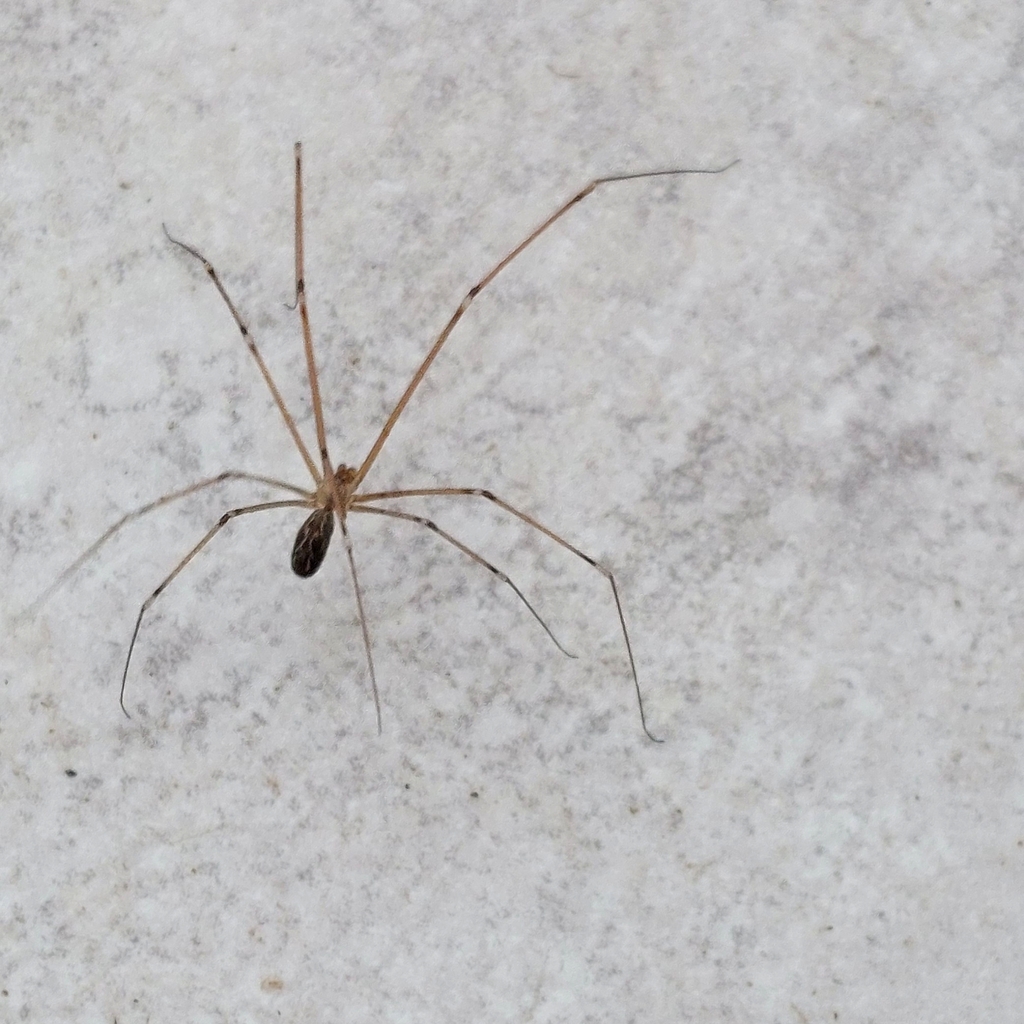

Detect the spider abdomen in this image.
[292,507,334,577]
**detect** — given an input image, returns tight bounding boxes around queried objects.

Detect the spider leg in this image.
[336,514,382,735]
[354,487,661,742]
[163,225,321,484]
[352,159,738,491]
[28,471,312,616]
[120,498,313,716]
[353,503,575,655]
[291,143,333,481]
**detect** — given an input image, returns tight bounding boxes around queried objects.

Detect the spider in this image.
[42,143,736,740]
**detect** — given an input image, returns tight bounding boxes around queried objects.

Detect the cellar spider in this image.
[43,143,736,740]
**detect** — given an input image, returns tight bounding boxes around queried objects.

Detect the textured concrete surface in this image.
[2,3,1022,1021]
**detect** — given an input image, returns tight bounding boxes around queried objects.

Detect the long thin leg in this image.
[292,143,332,481]
[120,498,314,716]
[163,225,322,484]
[352,159,739,491]
[352,503,575,656]
[354,487,661,742]
[337,515,382,735]
[28,471,313,614]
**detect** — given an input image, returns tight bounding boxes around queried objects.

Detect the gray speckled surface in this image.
[2,3,1023,1022]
